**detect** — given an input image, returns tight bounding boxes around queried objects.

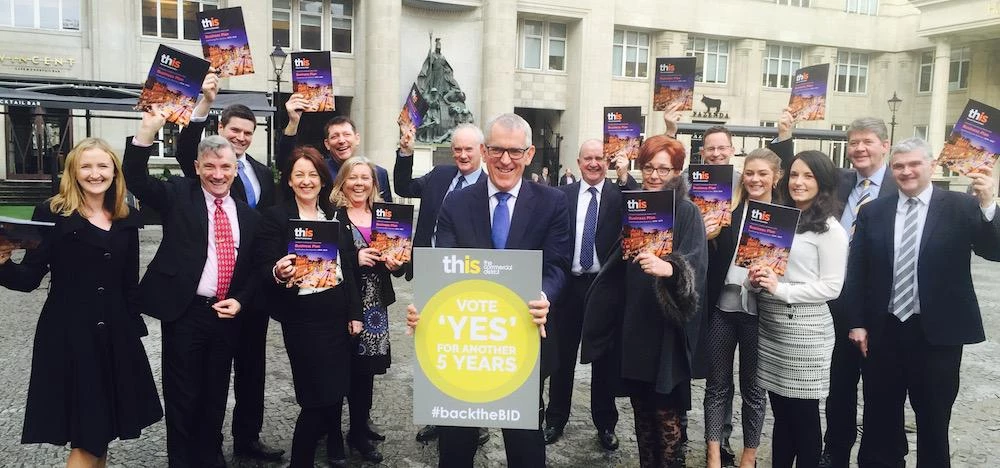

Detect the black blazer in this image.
[844,189,1000,345]
[556,179,623,270]
[177,119,277,210]
[123,139,262,322]
[255,201,362,323]
[393,154,484,248]
[335,206,405,308]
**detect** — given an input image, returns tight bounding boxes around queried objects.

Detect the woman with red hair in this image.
[582,135,707,467]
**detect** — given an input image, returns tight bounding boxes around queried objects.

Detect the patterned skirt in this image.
[756,296,834,400]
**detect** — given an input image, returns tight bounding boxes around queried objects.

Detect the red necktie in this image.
[214,198,235,300]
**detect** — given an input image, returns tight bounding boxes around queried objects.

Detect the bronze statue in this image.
[414,36,472,143]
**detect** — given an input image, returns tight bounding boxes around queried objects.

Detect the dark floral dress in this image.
[350,225,391,374]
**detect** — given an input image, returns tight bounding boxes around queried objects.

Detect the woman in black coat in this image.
[581,135,707,468]
[260,147,362,467]
[0,138,162,468]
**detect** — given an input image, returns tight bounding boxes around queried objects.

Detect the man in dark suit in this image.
[174,76,283,461]
[771,114,897,468]
[559,169,576,186]
[406,113,572,467]
[844,137,1000,468]
[394,122,489,445]
[125,108,262,468]
[278,94,392,201]
[542,139,622,450]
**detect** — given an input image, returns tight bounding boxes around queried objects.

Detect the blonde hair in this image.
[735,148,783,208]
[330,156,383,209]
[49,138,130,220]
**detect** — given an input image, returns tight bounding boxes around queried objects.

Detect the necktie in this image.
[891,198,919,322]
[454,175,467,192]
[237,160,257,208]
[214,198,236,300]
[579,187,599,270]
[492,192,512,249]
[850,178,872,237]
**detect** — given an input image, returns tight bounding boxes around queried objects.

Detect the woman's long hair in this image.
[279,146,335,215]
[780,150,843,234]
[735,148,784,208]
[49,138,130,220]
[330,156,383,209]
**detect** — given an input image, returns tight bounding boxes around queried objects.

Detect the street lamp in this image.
[887,92,902,144]
[269,45,288,98]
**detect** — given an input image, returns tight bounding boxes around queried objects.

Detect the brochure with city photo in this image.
[0,216,55,251]
[604,106,643,161]
[653,57,696,111]
[689,164,734,228]
[787,63,829,121]
[734,200,800,276]
[286,219,340,289]
[197,6,254,78]
[937,99,1000,176]
[290,51,335,112]
[621,190,675,260]
[135,45,211,127]
[398,83,428,133]
[370,202,414,263]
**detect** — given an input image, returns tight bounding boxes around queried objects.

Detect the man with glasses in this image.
[543,140,624,451]
[406,113,571,467]
[278,94,393,201]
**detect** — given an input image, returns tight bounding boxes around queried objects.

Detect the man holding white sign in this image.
[406,113,571,467]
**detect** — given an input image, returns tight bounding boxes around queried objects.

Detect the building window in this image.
[835,51,869,94]
[759,120,777,127]
[913,125,927,140]
[916,47,971,93]
[762,44,801,88]
[776,0,810,6]
[519,20,566,72]
[830,124,849,168]
[271,0,353,53]
[686,36,729,84]
[142,0,218,40]
[0,0,80,30]
[846,0,877,15]
[613,29,650,78]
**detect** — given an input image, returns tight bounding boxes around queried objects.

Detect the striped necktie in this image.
[850,178,872,237]
[891,198,920,322]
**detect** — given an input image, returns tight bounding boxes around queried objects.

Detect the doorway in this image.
[5,106,72,180]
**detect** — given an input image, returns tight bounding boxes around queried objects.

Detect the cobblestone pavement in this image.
[1,227,999,467]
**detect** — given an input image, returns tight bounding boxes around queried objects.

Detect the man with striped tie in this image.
[771,115,896,468]
[843,137,1000,467]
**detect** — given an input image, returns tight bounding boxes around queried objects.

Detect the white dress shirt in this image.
[449,168,482,193]
[768,216,848,304]
[839,164,887,232]
[196,188,241,298]
[237,155,261,202]
[487,178,522,227]
[571,181,603,274]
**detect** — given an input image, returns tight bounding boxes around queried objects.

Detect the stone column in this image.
[480,0,518,126]
[927,37,951,156]
[362,0,401,168]
[733,39,764,125]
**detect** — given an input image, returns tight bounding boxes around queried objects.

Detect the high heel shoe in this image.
[347,433,384,463]
[327,434,348,467]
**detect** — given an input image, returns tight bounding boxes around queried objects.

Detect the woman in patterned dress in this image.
[331,156,405,463]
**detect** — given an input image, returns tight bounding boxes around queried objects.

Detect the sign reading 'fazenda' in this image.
[412,247,542,430]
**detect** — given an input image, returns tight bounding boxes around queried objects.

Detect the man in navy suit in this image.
[771,114,897,468]
[278,94,392,201]
[542,139,622,450]
[394,122,489,444]
[125,108,262,468]
[844,137,1000,468]
[406,113,571,467]
[175,74,283,461]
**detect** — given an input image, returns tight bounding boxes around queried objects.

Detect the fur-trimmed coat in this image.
[580,176,708,396]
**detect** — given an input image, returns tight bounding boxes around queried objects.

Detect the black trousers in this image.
[290,404,344,467]
[769,392,821,468]
[162,297,239,467]
[823,297,863,463]
[859,316,962,468]
[545,273,618,431]
[231,303,269,444]
[437,399,545,467]
[347,366,376,433]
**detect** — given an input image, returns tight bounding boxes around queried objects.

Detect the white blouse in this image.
[767,216,848,305]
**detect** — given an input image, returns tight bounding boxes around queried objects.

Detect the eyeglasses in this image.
[641,166,681,177]
[701,145,732,154]
[486,146,529,160]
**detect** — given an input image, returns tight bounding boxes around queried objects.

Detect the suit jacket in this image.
[276,133,393,202]
[556,179,623,274]
[844,189,1000,345]
[177,119,277,210]
[435,180,572,376]
[123,139,262,322]
[393,153,485,248]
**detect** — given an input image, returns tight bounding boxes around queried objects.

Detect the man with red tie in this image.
[124,108,262,468]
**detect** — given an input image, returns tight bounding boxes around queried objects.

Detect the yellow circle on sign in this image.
[415,279,539,403]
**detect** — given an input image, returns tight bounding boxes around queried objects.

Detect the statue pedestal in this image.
[411,144,436,176]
